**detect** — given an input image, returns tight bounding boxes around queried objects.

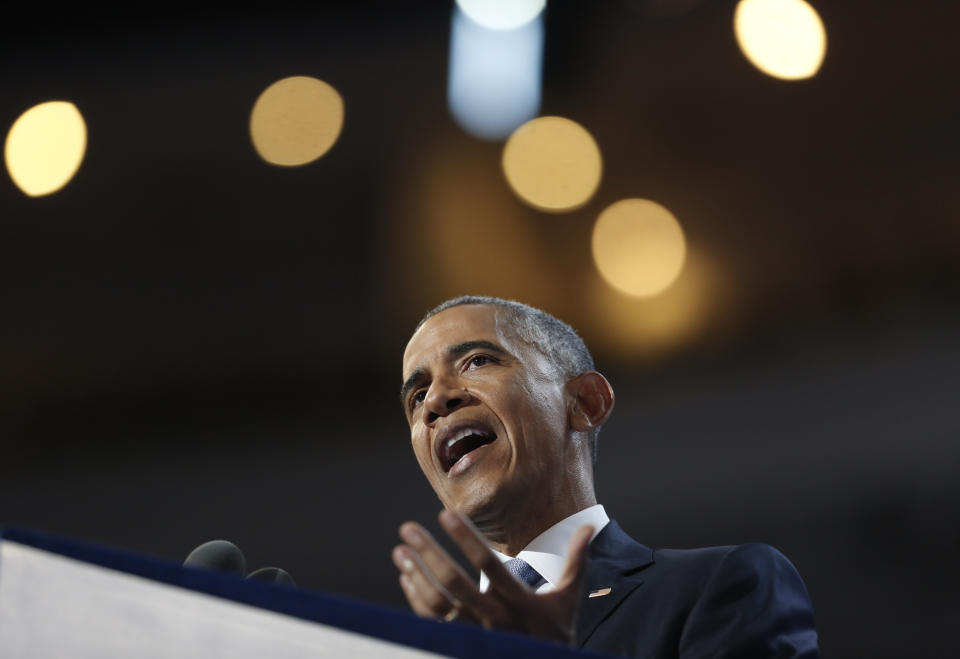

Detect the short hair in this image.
[415,295,603,464]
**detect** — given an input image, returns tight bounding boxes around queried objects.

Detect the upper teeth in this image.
[446,427,487,449]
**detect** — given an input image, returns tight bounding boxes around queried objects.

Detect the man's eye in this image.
[411,390,427,408]
[468,355,492,368]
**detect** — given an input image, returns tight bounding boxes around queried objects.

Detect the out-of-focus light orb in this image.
[584,250,720,358]
[249,76,344,167]
[456,0,546,30]
[502,116,602,212]
[5,101,87,197]
[734,0,827,80]
[389,137,555,310]
[448,6,543,141]
[592,198,686,297]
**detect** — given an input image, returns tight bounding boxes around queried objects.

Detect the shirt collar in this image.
[479,504,610,592]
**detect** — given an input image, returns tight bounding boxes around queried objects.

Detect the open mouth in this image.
[438,424,497,473]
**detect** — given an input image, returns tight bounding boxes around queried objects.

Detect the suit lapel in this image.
[575,520,654,648]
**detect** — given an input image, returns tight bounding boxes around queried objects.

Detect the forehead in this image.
[402,304,503,372]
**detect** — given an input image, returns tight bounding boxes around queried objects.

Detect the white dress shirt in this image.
[479,504,610,594]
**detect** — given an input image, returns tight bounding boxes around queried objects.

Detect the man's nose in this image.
[424,378,470,424]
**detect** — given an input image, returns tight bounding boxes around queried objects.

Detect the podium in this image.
[0,526,606,658]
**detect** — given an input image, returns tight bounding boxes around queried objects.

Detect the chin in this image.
[449,480,515,530]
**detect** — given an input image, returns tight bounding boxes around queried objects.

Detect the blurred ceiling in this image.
[2,3,956,435]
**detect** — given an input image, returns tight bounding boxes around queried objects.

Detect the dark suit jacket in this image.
[575,521,819,658]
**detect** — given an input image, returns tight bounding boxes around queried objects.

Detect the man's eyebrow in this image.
[399,340,509,409]
[447,340,508,359]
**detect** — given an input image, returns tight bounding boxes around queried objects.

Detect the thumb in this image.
[556,524,594,594]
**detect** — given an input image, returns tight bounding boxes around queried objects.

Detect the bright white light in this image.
[5,101,87,197]
[455,0,546,31]
[734,0,827,80]
[448,6,544,141]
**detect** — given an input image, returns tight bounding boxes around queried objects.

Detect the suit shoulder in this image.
[709,542,805,586]
[651,543,801,592]
[725,542,801,575]
[655,542,793,569]
[581,530,819,658]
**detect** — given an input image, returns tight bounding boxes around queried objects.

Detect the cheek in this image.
[410,429,433,471]
[412,446,429,472]
[508,381,568,458]
[517,378,566,422]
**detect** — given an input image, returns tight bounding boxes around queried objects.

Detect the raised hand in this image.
[392,509,593,645]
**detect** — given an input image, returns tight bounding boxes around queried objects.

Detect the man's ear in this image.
[568,371,615,432]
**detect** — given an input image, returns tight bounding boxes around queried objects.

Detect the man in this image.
[392,296,819,658]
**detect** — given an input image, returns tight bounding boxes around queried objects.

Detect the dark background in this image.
[1,1,958,656]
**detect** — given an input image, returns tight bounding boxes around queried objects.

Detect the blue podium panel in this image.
[0,527,608,659]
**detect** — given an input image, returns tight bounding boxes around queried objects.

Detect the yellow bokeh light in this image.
[5,101,87,197]
[502,116,602,213]
[583,249,722,358]
[592,198,686,298]
[389,135,555,310]
[249,76,344,167]
[734,0,827,80]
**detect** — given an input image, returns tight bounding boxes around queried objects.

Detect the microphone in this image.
[247,567,296,586]
[184,539,295,586]
[183,540,247,576]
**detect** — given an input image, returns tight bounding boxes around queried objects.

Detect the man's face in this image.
[401,304,570,521]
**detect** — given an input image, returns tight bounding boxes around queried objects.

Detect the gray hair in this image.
[415,295,602,464]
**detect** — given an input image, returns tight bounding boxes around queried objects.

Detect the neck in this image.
[470,483,597,556]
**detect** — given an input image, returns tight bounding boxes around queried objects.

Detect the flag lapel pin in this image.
[588,587,612,598]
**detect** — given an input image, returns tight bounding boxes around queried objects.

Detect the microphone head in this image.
[246,566,296,586]
[183,540,247,576]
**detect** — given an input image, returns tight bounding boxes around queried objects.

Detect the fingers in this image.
[398,571,446,618]
[392,543,459,618]
[556,524,593,592]
[435,511,586,643]
[394,521,489,618]
[395,513,591,644]
[437,509,526,598]
[400,522,480,600]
